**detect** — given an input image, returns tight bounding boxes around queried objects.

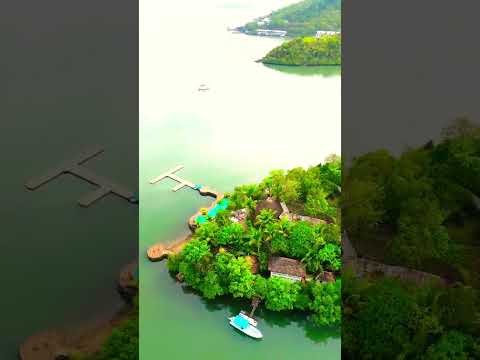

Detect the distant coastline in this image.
[256,60,341,67]
[259,35,341,66]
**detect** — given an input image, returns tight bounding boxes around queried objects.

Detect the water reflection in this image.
[192,289,340,344]
[264,64,341,77]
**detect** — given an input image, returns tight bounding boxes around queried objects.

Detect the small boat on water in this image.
[228,314,263,339]
[239,311,258,327]
[198,84,210,91]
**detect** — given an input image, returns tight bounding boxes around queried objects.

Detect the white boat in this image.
[228,315,263,339]
[198,84,210,91]
[239,311,258,327]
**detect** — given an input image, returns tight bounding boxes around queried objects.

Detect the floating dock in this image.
[149,165,196,191]
[25,146,136,207]
[147,166,224,261]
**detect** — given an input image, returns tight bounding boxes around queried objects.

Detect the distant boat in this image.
[228,314,263,339]
[198,84,210,91]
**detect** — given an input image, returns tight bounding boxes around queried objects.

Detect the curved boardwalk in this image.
[147,235,193,261]
[147,166,225,261]
[147,185,222,262]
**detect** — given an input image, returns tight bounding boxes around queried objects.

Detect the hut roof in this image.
[268,256,306,278]
[255,198,283,218]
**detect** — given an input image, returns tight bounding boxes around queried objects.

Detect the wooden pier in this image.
[25,146,136,207]
[147,166,225,261]
[149,165,196,191]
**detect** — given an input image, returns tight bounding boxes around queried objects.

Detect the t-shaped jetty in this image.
[149,165,197,191]
[147,165,224,261]
[25,146,137,207]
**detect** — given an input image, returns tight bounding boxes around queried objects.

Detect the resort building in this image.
[255,197,284,219]
[256,17,271,26]
[268,256,306,282]
[256,29,287,37]
[315,30,340,38]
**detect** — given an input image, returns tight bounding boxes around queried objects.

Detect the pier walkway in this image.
[147,166,224,261]
[149,165,196,191]
[25,146,136,207]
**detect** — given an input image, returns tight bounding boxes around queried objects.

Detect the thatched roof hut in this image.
[268,256,306,281]
[255,197,283,219]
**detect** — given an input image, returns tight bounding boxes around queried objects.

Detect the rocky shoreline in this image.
[19,261,138,360]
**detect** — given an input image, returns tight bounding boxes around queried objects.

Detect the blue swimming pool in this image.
[196,198,229,224]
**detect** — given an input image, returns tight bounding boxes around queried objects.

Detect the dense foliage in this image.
[168,159,342,327]
[343,272,480,359]
[262,35,341,66]
[343,118,480,359]
[97,317,139,360]
[344,118,480,279]
[242,0,340,36]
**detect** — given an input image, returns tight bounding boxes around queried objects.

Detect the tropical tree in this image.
[310,280,341,326]
[264,277,301,311]
[424,331,477,360]
[288,221,316,258]
[217,222,245,249]
[195,222,220,244]
[255,208,277,229]
[227,256,256,298]
[178,239,212,288]
[304,188,336,220]
[200,270,225,299]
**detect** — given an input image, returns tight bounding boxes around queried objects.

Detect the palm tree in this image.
[255,208,276,229]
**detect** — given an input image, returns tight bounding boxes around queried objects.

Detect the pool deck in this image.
[188,186,224,230]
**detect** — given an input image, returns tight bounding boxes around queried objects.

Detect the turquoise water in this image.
[140,0,341,359]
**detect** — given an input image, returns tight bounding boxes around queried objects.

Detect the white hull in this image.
[228,317,263,339]
[239,311,258,327]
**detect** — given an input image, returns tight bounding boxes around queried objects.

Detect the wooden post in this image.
[249,297,261,318]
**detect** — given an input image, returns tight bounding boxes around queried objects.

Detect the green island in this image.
[166,157,342,327]
[261,35,341,66]
[239,0,340,37]
[343,118,480,358]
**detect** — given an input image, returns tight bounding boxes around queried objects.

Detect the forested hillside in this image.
[241,0,340,37]
[261,35,340,65]
[343,118,480,359]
